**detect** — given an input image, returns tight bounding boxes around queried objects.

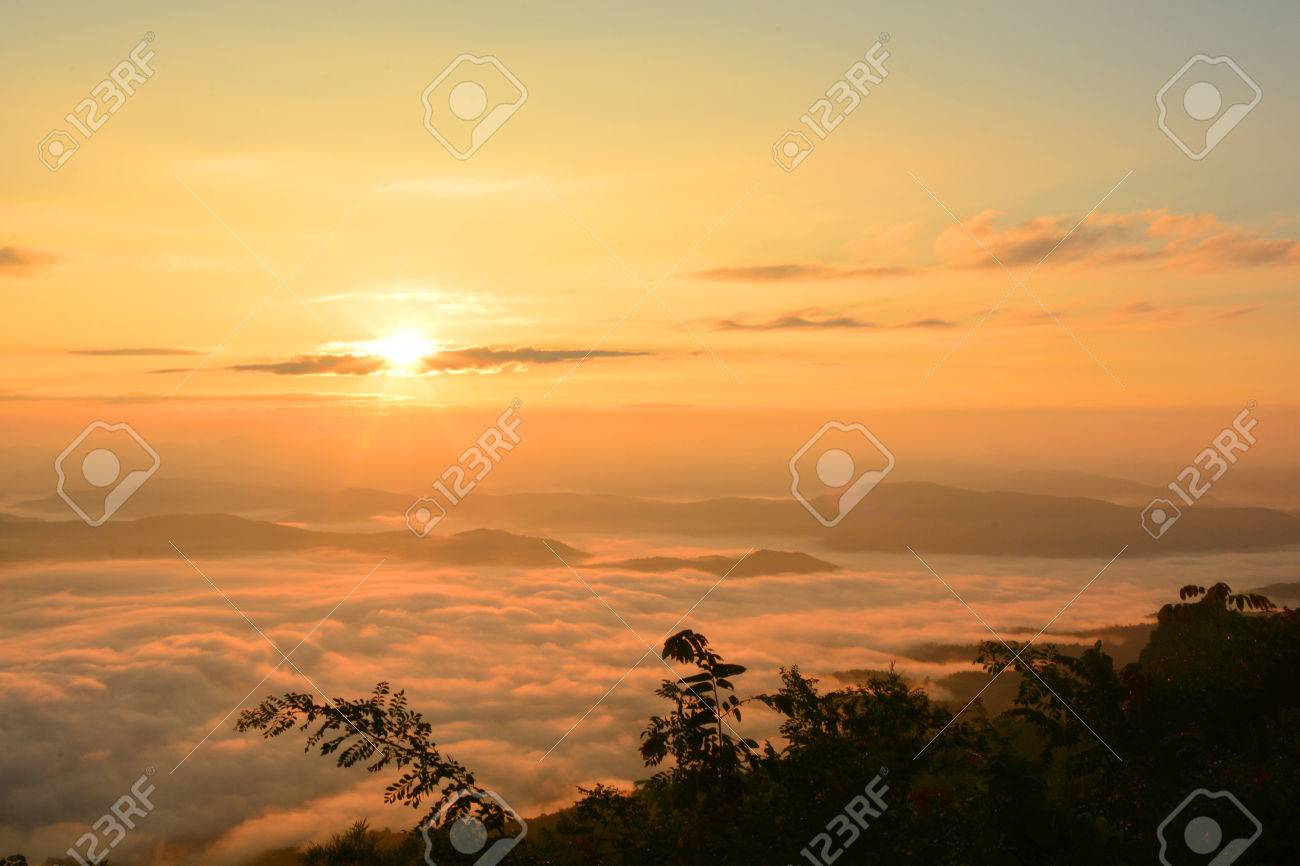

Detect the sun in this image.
[365,333,438,370]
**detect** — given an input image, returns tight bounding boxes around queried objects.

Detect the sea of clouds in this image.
[2,544,1294,864]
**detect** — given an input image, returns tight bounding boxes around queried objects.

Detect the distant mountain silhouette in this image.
[889,465,1168,505]
[0,513,587,566]
[1249,581,1300,606]
[10,481,1300,558]
[443,485,1299,557]
[596,549,838,577]
[809,483,1300,557]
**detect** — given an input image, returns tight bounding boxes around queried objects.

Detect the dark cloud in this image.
[715,311,876,331]
[898,317,957,329]
[1121,302,1159,315]
[714,310,954,332]
[0,246,55,275]
[422,346,649,373]
[72,347,202,356]
[229,354,385,376]
[696,263,917,282]
[224,347,649,376]
[1110,300,1181,327]
[1214,306,1260,320]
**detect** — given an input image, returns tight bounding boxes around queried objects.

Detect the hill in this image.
[0,514,587,566]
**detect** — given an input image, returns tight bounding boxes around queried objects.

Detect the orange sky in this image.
[4,1,1298,487]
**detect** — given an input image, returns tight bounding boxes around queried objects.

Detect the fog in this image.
[3,545,1295,864]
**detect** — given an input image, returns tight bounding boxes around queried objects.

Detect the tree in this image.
[235,682,501,833]
[299,821,418,866]
[976,583,1297,863]
[639,629,758,773]
[233,583,1299,866]
[539,784,666,866]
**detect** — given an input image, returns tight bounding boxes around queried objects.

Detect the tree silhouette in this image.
[639,629,758,773]
[234,682,501,832]
[1165,581,1277,618]
[230,583,1298,866]
[300,821,418,866]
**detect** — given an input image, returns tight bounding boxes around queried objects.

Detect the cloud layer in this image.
[1,544,1292,864]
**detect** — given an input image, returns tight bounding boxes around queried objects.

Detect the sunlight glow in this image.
[364,333,438,370]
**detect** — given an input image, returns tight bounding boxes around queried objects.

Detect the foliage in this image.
[299,821,418,866]
[1169,581,1277,616]
[234,682,500,831]
[639,629,758,772]
[232,584,1298,866]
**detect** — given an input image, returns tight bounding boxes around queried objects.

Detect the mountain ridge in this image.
[7,481,1299,559]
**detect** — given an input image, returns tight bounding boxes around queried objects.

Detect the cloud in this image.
[936,209,1300,273]
[72,348,201,357]
[714,310,874,331]
[1214,306,1260,320]
[229,354,385,376]
[999,308,1069,327]
[697,209,1300,286]
[0,544,1257,864]
[421,346,649,373]
[1121,301,1159,316]
[224,346,650,376]
[695,263,918,282]
[1111,300,1180,327]
[702,224,922,284]
[898,317,958,329]
[713,309,954,332]
[0,246,55,275]
[936,210,1147,269]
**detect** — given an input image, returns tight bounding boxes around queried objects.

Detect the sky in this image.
[4,1,1299,440]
